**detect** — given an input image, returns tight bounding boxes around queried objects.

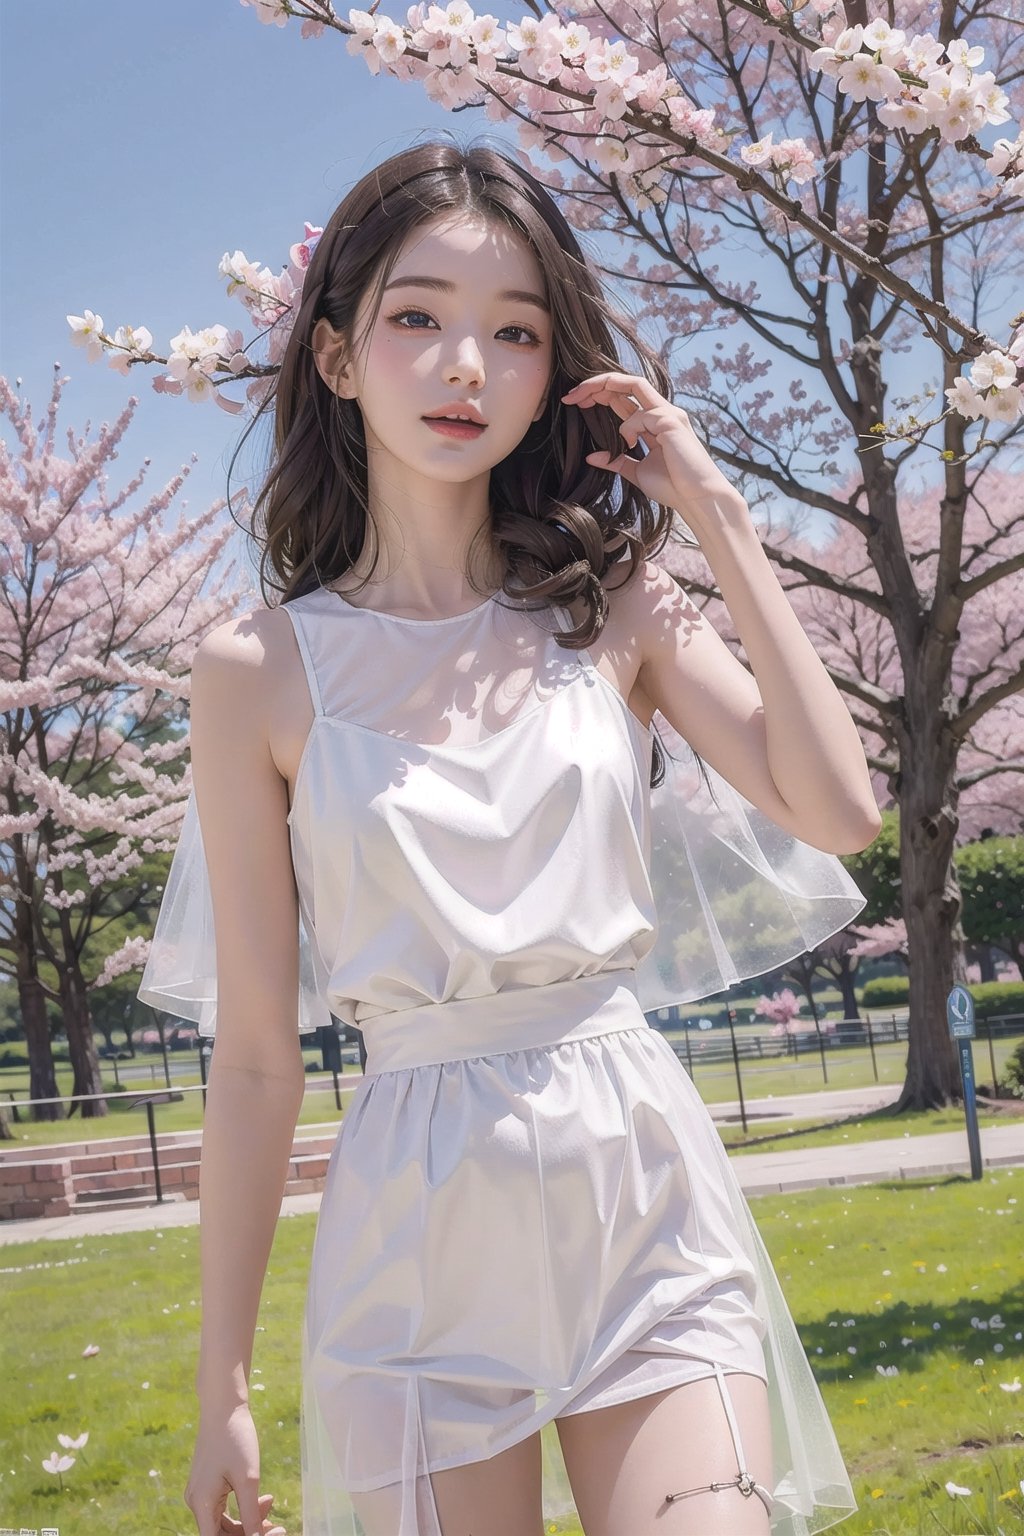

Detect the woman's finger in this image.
[218,1489,277,1534]
[218,1492,277,1529]
[563,372,666,413]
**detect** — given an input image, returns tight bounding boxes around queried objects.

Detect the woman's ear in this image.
[312,316,357,399]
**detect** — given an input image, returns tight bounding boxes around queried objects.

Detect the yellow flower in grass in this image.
[853,1397,868,1406]
[870,1488,885,1498]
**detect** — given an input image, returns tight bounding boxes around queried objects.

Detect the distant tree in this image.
[956,834,1024,975]
[0,371,244,1118]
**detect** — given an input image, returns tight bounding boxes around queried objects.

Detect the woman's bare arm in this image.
[629,548,882,856]
[187,609,308,1410]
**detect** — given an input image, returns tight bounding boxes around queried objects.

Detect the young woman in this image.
[140,139,879,1536]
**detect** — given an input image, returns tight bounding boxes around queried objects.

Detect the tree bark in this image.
[19,973,63,1123]
[59,964,107,1119]
[12,878,64,1122]
[891,715,965,1108]
[837,962,860,1023]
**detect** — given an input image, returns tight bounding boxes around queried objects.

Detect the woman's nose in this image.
[442,337,486,388]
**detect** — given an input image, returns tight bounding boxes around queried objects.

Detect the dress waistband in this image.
[359,969,649,1076]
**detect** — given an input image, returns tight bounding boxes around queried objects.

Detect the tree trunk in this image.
[892,724,964,1110]
[838,962,860,1023]
[12,889,64,1122]
[782,952,818,1018]
[60,965,107,1119]
[19,973,64,1123]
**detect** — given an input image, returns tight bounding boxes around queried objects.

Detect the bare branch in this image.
[956,660,1024,737]
[957,759,1024,787]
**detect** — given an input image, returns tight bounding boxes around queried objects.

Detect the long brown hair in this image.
[232,137,714,795]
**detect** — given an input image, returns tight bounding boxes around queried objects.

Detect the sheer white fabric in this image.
[135,788,330,1035]
[137,585,866,1035]
[137,581,866,1535]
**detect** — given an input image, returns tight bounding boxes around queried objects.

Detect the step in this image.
[72,1161,196,1198]
[74,1189,189,1212]
[1,1128,339,1219]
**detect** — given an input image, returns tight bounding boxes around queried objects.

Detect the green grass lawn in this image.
[2,1170,1022,1535]
[666,1035,1020,1106]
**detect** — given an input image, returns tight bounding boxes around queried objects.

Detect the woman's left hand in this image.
[561,372,744,522]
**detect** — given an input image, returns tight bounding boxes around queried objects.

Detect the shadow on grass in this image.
[793,1176,1023,1390]
[727,1101,1014,1151]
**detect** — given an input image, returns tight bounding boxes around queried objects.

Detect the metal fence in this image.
[2,1011,1021,1198]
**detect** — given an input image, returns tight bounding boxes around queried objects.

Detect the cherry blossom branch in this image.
[67,0,1024,440]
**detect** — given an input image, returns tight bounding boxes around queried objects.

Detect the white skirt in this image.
[299,971,857,1535]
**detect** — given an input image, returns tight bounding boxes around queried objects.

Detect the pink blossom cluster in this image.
[756,987,802,1025]
[810,21,1009,148]
[0,362,249,938]
[66,224,324,414]
[944,339,1024,424]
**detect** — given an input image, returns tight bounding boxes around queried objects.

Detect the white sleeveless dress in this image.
[138,580,867,1536]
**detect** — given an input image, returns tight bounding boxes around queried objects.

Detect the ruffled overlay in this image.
[136,711,866,1036]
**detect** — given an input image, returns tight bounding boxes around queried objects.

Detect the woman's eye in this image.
[387,309,540,346]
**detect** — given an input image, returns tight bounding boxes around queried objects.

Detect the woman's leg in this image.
[430,1431,545,1536]
[554,1366,774,1536]
[350,1430,546,1536]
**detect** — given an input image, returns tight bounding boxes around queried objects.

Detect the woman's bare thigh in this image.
[554,1370,773,1536]
[350,1429,545,1536]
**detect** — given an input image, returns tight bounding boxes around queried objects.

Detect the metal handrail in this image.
[0,1073,361,1114]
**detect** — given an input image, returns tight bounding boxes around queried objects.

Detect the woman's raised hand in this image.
[562,372,744,518]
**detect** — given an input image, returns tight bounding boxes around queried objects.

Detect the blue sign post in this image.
[947,985,983,1181]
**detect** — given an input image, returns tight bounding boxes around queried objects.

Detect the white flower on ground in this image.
[42,1452,75,1474]
[945,1480,972,1497]
[58,1432,89,1449]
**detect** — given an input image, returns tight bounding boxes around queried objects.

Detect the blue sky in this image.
[2,1,1012,580]
[2,0,514,592]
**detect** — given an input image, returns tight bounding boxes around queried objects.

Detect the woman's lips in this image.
[423,418,487,439]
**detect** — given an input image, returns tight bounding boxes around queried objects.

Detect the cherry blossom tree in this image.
[668,466,1023,1106]
[756,986,802,1029]
[65,0,1024,1109]
[0,370,243,1118]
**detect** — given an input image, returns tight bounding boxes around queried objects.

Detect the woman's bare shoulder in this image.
[193,602,303,695]
[195,601,292,662]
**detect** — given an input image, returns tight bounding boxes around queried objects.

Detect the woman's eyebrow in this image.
[383,275,550,313]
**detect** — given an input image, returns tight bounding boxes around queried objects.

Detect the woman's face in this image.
[319,211,554,485]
